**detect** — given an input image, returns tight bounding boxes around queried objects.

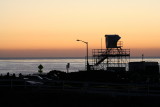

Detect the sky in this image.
[0,0,160,57]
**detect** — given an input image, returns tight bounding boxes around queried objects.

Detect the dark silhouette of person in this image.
[7,72,10,77]
[12,73,16,78]
[19,73,23,78]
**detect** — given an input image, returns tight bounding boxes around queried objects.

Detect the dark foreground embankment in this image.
[1,70,160,107]
[0,89,160,107]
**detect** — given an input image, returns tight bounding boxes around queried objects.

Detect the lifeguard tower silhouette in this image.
[92,34,130,71]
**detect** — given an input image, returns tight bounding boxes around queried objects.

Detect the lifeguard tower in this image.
[92,34,130,71]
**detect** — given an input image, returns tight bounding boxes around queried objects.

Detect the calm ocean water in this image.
[0,57,159,75]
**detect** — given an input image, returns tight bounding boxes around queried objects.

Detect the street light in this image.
[77,39,90,71]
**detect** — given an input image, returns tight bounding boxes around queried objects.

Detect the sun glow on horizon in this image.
[0,0,160,57]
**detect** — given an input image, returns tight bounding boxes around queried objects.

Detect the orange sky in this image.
[0,0,160,57]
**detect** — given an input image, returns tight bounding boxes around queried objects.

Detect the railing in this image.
[92,49,130,66]
[92,49,130,57]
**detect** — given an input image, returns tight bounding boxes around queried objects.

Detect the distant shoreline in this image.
[0,57,85,59]
[0,56,160,59]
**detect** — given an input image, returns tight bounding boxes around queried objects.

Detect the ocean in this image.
[0,57,159,75]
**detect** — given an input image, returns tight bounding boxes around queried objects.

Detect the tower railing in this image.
[92,48,130,70]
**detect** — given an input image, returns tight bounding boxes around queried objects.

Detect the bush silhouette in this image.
[38,64,44,73]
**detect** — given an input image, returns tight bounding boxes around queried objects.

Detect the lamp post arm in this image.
[77,39,88,44]
[76,39,89,71]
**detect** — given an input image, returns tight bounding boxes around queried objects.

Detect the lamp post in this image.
[77,39,89,71]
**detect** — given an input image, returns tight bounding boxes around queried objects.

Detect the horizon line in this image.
[0,56,160,59]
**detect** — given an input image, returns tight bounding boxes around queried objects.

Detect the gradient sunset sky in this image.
[0,0,160,57]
